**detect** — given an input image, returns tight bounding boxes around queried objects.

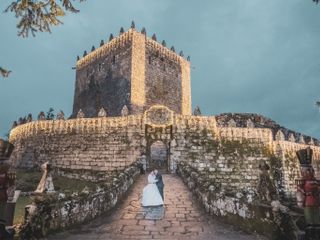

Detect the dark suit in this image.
[155,173,164,201]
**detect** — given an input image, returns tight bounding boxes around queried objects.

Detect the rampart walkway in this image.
[46,174,266,240]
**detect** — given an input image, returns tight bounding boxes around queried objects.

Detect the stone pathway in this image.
[45,174,267,240]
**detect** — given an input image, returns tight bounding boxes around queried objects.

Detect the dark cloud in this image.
[0,0,320,138]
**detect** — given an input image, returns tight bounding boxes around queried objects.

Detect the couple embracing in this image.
[141,169,164,206]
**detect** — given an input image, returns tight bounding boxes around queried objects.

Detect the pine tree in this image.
[46,107,55,120]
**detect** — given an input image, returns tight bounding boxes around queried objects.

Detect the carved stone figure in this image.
[35,162,55,193]
[77,109,85,118]
[121,105,129,116]
[145,106,173,126]
[56,110,65,120]
[37,111,46,121]
[193,106,201,116]
[98,107,107,117]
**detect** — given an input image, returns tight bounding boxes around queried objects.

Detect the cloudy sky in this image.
[0,0,320,138]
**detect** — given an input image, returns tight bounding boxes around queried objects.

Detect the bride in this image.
[141,171,164,206]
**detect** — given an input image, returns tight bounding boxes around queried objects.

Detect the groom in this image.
[154,169,164,201]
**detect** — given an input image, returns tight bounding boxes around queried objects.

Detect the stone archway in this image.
[143,105,174,173]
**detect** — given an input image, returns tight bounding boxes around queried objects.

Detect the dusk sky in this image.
[0,0,320,138]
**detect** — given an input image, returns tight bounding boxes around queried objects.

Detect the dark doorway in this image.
[147,140,168,172]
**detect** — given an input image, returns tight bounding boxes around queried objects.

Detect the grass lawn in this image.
[13,196,32,225]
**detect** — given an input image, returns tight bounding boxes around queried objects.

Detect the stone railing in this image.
[18,162,142,239]
[9,115,143,143]
[176,161,304,240]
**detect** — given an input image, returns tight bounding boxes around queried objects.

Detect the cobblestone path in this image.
[46,174,267,240]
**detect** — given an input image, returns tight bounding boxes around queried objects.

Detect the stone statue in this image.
[257,161,276,202]
[98,107,107,117]
[193,106,202,116]
[56,110,65,120]
[35,162,55,193]
[121,105,129,116]
[77,109,85,118]
[37,111,46,121]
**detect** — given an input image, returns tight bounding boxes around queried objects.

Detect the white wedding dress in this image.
[141,173,164,206]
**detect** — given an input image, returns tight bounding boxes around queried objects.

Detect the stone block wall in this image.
[9,116,144,176]
[171,120,272,193]
[9,106,320,196]
[73,31,133,118]
[145,39,183,114]
[177,161,303,240]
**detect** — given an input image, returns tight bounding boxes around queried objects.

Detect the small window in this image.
[112,55,116,64]
[148,56,152,64]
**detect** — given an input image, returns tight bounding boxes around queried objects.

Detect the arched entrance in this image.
[147,140,168,171]
[143,105,175,173]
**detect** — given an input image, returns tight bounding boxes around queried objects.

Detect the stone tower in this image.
[71,26,191,118]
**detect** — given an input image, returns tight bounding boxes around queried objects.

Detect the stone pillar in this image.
[130,30,146,114]
[180,58,191,115]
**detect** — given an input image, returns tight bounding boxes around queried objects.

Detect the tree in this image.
[316,101,320,112]
[1,0,84,79]
[0,67,11,78]
[46,107,55,120]
[5,0,84,37]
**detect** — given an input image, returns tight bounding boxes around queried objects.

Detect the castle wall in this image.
[9,116,144,174]
[171,121,271,192]
[9,109,320,196]
[144,40,183,114]
[130,31,146,114]
[73,31,133,117]
[180,59,191,115]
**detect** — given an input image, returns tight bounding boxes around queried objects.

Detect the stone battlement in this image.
[145,37,187,65]
[9,115,143,143]
[76,29,134,69]
[216,113,318,145]
[76,28,189,69]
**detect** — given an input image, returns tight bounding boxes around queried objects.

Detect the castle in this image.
[71,22,191,118]
[8,23,320,199]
